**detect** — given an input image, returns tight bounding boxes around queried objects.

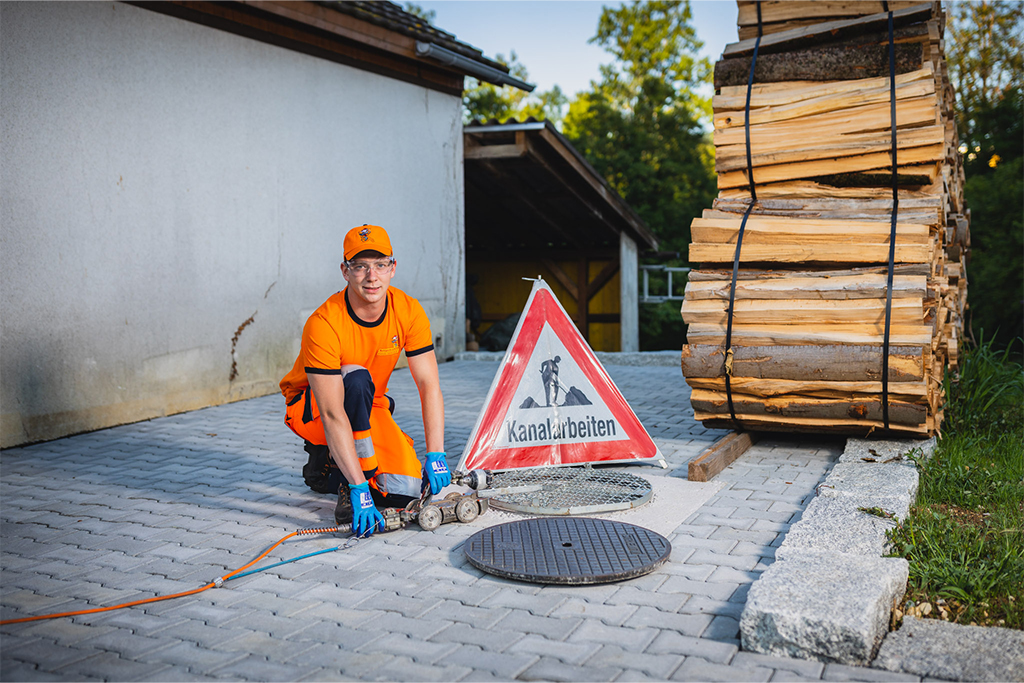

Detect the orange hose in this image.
[0,530,305,625]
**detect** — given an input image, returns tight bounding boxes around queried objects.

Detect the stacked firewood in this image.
[681,2,968,437]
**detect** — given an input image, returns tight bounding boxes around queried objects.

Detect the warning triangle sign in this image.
[456,279,665,472]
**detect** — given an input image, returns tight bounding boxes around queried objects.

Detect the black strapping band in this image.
[724,0,763,426]
[881,8,899,431]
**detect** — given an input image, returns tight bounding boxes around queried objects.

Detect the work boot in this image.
[334,481,353,526]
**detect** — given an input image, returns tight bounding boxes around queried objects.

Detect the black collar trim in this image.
[345,289,388,328]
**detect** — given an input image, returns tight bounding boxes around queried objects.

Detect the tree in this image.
[463,52,568,125]
[562,1,716,349]
[403,3,435,23]
[947,1,1024,349]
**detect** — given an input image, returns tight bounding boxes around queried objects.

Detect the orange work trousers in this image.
[285,383,422,499]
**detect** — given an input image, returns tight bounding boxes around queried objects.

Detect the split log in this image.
[685,323,933,346]
[715,42,925,89]
[736,1,927,35]
[715,126,945,173]
[683,376,928,400]
[680,297,924,326]
[696,414,932,437]
[713,70,935,128]
[683,274,927,301]
[716,145,944,189]
[685,264,932,281]
[689,389,928,426]
[716,181,943,200]
[723,5,938,58]
[680,344,926,381]
[687,241,932,264]
[713,96,940,148]
[690,216,931,245]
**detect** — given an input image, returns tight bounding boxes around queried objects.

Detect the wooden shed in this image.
[464,120,659,352]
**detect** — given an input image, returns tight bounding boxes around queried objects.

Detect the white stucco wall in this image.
[1,2,465,447]
[619,234,639,352]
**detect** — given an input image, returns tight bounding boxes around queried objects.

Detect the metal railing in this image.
[640,265,690,303]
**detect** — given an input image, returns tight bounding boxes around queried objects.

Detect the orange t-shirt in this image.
[280,286,433,403]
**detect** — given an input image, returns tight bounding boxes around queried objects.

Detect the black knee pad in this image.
[343,369,375,432]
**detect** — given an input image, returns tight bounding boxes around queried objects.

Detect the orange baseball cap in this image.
[343,224,393,261]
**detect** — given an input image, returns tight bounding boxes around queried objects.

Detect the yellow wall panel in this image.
[468,258,622,352]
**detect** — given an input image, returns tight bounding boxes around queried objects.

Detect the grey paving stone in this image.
[490,609,583,641]
[622,606,712,637]
[741,549,909,666]
[731,651,826,678]
[585,644,684,678]
[505,635,600,666]
[873,616,1024,682]
[645,631,739,664]
[208,653,317,681]
[371,655,474,682]
[670,657,773,682]
[480,587,566,616]
[517,656,622,682]
[356,632,460,663]
[660,576,738,601]
[54,651,173,681]
[0,658,46,681]
[822,662,921,681]
[443,644,539,679]
[550,598,638,625]
[136,640,247,672]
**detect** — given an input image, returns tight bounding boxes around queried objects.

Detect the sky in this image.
[416,0,741,97]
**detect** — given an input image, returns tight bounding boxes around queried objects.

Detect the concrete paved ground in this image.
[2,360,929,681]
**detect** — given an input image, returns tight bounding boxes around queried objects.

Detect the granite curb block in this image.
[740,437,927,665]
[741,548,909,665]
[873,616,1024,681]
[454,350,682,367]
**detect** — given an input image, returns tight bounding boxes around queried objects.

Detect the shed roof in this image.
[464,120,658,255]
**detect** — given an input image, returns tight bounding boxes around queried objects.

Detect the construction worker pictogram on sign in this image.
[456,279,666,473]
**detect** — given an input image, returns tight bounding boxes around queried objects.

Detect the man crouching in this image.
[279,225,450,536]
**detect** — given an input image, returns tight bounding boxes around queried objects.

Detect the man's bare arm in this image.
[307,373,366,487]
[407,351,444,453]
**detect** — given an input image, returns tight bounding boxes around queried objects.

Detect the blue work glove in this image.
[424,452,451,496]
[349,481,384,537]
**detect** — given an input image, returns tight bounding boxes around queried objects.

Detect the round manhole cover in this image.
[464,517,671,585]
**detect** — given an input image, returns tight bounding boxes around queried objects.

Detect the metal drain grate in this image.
[484,465,652,515]
[465,517,671,584]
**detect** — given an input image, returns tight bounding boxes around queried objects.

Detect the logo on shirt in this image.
[378,335,402,357]
[359,227,372,242]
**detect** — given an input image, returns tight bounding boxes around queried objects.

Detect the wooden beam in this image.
[722,3,937,57]
[541,258,579,302]
[464,143,528,160]
[578,257,589,340]
[688,431,759,482]
[587,260,620,303]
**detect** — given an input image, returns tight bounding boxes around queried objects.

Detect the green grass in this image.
[886,338,1024,629]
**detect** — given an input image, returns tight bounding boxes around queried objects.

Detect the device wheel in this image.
[455,497,479,523]
[445,492,463,502]
[418,505,443,531]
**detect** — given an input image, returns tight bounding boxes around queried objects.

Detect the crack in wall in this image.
[229,311,257,382]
